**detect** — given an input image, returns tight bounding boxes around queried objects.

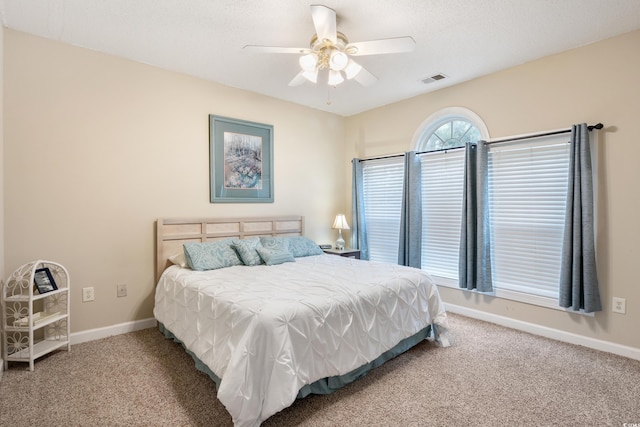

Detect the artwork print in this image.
[223,132,263,190]
[209,115,274,203]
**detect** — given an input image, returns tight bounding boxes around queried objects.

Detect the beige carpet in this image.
[1,313,639,426]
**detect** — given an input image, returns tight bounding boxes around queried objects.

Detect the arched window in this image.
[412,107,490,151]
[410,107,489,282]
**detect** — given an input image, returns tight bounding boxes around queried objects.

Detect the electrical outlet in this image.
[82,287,95,302]
[117,284,127,298]
[612,297,626,314]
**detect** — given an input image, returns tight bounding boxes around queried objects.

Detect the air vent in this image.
[421,74,447,84]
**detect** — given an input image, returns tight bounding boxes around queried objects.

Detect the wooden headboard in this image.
[155,216,304,282]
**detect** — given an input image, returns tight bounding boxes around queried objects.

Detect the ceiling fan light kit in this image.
[329,50,348,71]
[328,69,345,86]
[244,4,416,89]
[299,53,318,72]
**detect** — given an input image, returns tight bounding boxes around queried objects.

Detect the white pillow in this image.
[168,252,189,268]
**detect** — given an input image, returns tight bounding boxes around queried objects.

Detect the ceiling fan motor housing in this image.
[308,32,350,71]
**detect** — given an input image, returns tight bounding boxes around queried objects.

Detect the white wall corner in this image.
[445,303,640,362]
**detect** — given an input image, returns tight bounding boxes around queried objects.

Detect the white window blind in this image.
[420,150,465,279]
[487,136,570,298]
[362,157,404,263]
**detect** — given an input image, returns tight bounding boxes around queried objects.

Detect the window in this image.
[415,108,488,284]
[488,136,570,302]
[358,107,580,309]
[361,157,404,263]
[419,149,465,279]
[414,107,488,151]
[423,119,482,151]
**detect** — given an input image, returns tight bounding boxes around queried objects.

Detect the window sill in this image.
[432,275,594,317]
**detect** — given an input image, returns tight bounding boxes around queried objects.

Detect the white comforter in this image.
[154,254,447,427]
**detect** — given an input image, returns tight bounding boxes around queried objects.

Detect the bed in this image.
[153,216,449,427]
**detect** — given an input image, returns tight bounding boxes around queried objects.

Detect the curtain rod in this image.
[487,122,603,145]
[357,123,604,162]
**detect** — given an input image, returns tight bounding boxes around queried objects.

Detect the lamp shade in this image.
[332,214,350,230]
[299,53,318,72]
[328,69,345,86]
[329,50,349,71]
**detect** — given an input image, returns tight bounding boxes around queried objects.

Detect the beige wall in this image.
[346,30,640,350]
[3,30,346,332]
[4,26,640,352]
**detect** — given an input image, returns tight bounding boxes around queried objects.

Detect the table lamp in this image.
[332,214,350,250]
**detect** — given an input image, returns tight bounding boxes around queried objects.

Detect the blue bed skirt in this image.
[158,322,434,398]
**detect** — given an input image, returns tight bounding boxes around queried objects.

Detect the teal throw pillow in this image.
[183,239,243,271]
[259,236,290,251]
[232,237,264,266]
[284,236,323,257]
[256,246,295,266]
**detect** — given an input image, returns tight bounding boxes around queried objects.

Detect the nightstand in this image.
[323,249,361,259]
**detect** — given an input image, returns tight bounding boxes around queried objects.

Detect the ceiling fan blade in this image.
[310,4,337,44]
[243,45,310,55]
[353,65,378,87]
[288,69,318,86]
[346,37,415,56]
[288,72,308,87]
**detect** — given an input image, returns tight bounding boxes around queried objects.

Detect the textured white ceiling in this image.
[2,0,640,116]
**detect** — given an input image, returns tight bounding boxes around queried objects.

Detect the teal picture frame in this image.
[209,115,274,203]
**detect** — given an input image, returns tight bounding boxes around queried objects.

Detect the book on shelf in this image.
[13,311,61,327]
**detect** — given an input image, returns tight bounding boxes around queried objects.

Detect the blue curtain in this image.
[559,124,601,312]
[398,152,422,267]
[351,158,369,260]
[459,141,492,292]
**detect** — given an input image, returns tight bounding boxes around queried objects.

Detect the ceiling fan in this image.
[243,4,415,87]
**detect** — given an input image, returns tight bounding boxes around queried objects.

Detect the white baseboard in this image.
[0,319,156,379]
[26,306,640,364]
[445,303,640,361]
[71,318,157,345]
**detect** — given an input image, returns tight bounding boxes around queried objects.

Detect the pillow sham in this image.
[232,237,264,266]
[284,236,324,257]
[183,239,243,271]
[256,246,295,266]
[168,252,190,268]
[259,236,290,251]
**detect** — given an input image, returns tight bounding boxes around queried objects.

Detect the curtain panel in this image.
[559,124,601,313]
[351,159,369,260]
[459,141,493,292]
[398,151,422,268]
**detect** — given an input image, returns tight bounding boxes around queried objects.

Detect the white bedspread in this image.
[154,254,447,427]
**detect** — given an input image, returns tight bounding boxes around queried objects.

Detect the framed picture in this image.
[209,115,274,203]
[34,268,58,294]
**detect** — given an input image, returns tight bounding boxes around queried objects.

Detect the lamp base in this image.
[335,230,345,250]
